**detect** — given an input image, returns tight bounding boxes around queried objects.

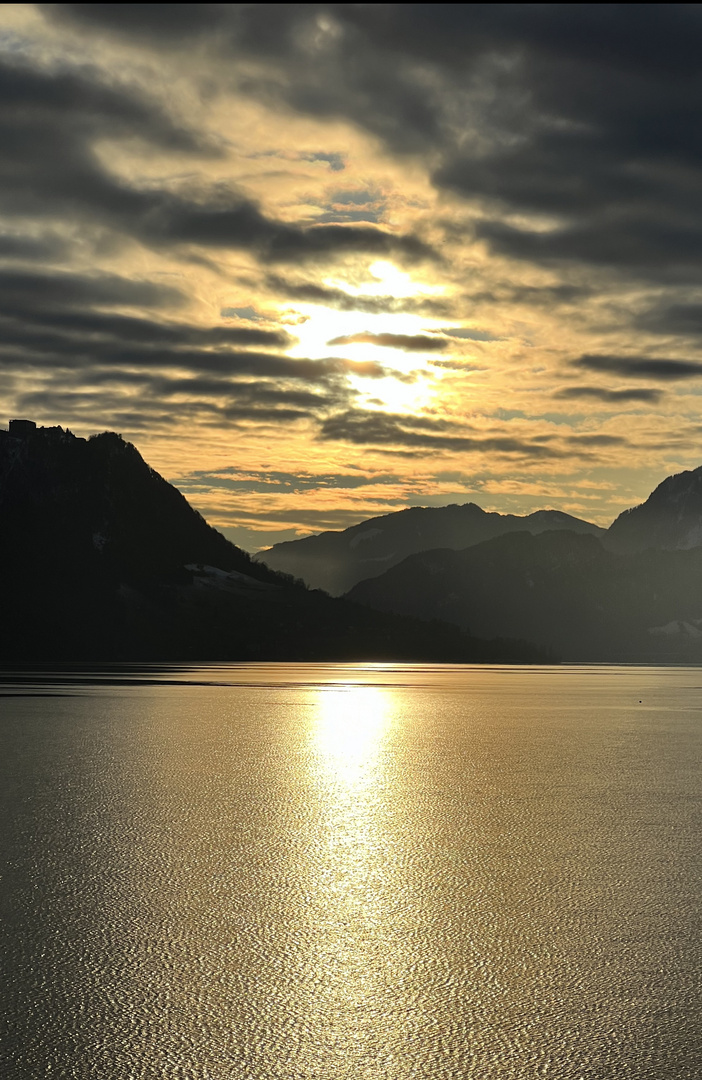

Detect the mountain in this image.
[605,464,702,552]
[0,422,542,662]
[258,502,604,595]
[345,529,702,663]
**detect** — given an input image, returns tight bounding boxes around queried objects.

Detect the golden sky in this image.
[3,5,702,548]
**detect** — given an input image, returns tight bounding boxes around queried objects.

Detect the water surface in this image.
[2,663,700,1078]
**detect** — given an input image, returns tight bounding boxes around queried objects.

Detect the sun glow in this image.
[348,260,443,300]
[284,263,447,414]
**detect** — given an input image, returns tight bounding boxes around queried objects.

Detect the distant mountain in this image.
[605,464,702,552]
[258,502,604,595]
[346,529,702,663]
[0,423,542,662]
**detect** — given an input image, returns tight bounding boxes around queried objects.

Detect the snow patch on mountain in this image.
[648,619,702,638]
[349,528,382,550]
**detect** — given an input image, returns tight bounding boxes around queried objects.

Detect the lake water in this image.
[1,663,700,1079]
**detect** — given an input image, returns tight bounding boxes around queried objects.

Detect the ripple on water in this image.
[1,664,701,1078]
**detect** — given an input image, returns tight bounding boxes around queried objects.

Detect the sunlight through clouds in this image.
[285,261,449,413]
[3,6,702,548]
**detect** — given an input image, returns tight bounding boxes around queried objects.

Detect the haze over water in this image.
[2,664,700,1079]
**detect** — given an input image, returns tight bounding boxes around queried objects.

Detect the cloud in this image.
[0,325,385,380]
[475,220,702,282]
[0,269,417,398]
[9,3,695,540]
[220,306,268,322]
[567,434,627,447]
[0,53,435,267]
[319,409,563,457]
[440,327,500,341]
[0,264,424,435]
[139,195,435,263]
[41,4,230,42]
[314,187,385,225]
[326,332,446,351]
[574,354,702,380]
[46,5,702,282]
[12,376,343,430]
[505,284,593,305]
[172,467,403,495]
[427,358,485,371]
[0,267,183,312]
[0,305,292,354]
[266,275,454,317]
[636,302,702,337]
[298,152,345,172]
[554,386,664,403]
[0,232,69,262]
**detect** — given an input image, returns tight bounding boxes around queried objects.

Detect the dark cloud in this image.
[41,4,230,43]
[11,388,314,430]
[141,196,434,262]
[0,267,183,311]
[0,264,432,435]
[475,220,702,282]
[327,332,446,352]
[319,409,563,457]
[12,376,337,430]
[636,302,702,337]
[150,378,333,410]
[505,284,593,305]
[427,359,485,371]
[0,53,434,266]
[0,270,413,396]
[44,5,454,152]
[0,232,69,262]
[172,467,402,495]
[440,327,499,342]
[4,5,692,485]
[0,304,292,352]
[554,386,664,404]
[44,5,702,282]
[0,52,210,154]
[567,434,627,447]
[575,354,702,381]
[0,318,386,380]
[266,275,454,317]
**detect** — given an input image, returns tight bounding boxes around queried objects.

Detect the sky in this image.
[3,4,702,549]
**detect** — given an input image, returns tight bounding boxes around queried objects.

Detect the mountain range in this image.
[7,419,702,663]
[0,422,540,663]
[259,503,605,595]
[259,464,702,662]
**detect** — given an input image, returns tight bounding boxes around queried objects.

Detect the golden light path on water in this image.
[302,682,403,1073]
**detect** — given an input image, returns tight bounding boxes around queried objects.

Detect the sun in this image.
[282,262,447,414]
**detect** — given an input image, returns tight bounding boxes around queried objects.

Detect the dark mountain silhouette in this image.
[605,464,702,553]
[346,529,702,663]
[0,422,543,662]
[258,502,604,594]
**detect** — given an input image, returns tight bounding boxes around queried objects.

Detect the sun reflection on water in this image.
[310,684,393,913]
[313,684,392,789]
[300,682,404,1067]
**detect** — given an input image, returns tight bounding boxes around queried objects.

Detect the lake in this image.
[2,663,700,1079]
